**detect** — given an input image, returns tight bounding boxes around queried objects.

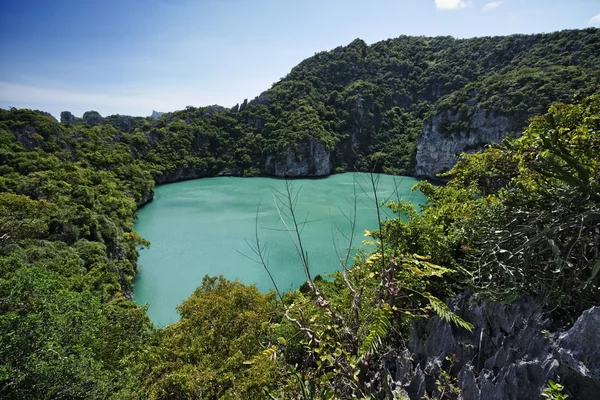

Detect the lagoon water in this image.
[133,173,425,326]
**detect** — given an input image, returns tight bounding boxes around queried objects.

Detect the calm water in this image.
[133,173,425,326]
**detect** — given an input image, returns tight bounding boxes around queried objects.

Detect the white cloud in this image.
[482,1,502,12]
[435,0,472,10]
[589,13,600,26]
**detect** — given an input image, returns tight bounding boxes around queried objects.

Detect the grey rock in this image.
[558,306,600,380]
[82,110,103,126]
[250,92,270,107]
[151,110,164,119]
[457,365,478,400]
[415,109,517,178]
[389,292,600,399]
[265,138,331,177]
[60,111,79,124]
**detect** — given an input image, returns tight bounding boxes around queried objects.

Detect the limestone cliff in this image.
[60,111,80,124]
[265,138,331,177]
[415,109,517,178]
[151,110,164,119]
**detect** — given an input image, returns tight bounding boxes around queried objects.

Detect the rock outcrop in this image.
[82,111,104,126]
[153,168,211,185]
[415,109,517,178]
[60,110,104,126]
[265,138,331,177]
[153,166,240,185]
[387,292,600,399]
[60,111,79,124]
[151,110,164,119]
[136,190,155,207]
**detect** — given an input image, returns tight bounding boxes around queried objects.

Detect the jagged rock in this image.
[151,110,164,119]
[60,111,79,124]
[82,110,103,126]
[415,109,517,178]
[250,92,270,106]
[388,292,600,399]
[265,138,331,177]
[558,306,600,380]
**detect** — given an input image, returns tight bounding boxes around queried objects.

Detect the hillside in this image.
[0,28,599,399]
[48,28,600,182]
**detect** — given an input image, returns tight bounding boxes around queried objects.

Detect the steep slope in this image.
[417,66,600,176]
[239,28,599,177]
[57,28,599,180]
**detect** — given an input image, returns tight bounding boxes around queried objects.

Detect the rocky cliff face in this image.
[136,190,155,207]
[387,292,600,399]
[151,110,164,119]
[153,166,240,186]
[265,138,331,177]
[153,168,211,185]
[415,110,517,178]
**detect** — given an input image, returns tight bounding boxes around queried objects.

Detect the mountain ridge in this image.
[52,27,600,181]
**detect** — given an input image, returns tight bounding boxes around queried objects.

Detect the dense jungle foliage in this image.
[55,28,600,178]
[0,28,599,399]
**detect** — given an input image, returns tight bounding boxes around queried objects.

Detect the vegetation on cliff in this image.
[0,28,599,399]
[54,28,600,178]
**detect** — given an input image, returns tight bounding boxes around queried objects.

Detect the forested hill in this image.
[247,28,599,176]
[45,28,600,181]
[1,28,599,399]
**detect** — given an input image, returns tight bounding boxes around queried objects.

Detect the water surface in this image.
[133,173,425,325]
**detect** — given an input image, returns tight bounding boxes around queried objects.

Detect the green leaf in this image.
[425,293,473,332]
[360,304,393,355]
[582,259,600,289]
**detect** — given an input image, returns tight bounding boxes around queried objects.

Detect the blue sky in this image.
[1,0,599,118]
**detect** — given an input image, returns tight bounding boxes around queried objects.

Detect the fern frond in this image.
[243,345,277,365]
[360,304,393,355]
[425,293,473,332]
[401,254,455,277]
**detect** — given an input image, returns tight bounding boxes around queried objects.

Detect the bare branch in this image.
[239,201,283,302]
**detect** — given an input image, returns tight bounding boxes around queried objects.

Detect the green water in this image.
[133,173,425,326]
